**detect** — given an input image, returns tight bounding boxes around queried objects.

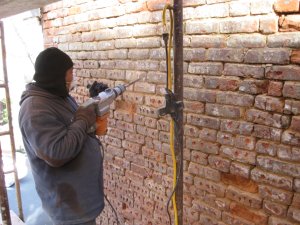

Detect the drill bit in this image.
[125,78,142,87]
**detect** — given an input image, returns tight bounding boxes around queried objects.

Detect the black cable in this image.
[166,148,183,225]
[99,142,122,225]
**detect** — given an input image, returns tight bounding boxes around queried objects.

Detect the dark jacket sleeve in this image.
[20,99,89,167]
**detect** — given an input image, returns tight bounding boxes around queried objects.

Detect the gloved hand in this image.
[74,104,97,129]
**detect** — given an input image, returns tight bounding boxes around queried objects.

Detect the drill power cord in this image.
[162,4,180,225]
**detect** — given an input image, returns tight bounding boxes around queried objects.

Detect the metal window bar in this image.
[0,20,24,224]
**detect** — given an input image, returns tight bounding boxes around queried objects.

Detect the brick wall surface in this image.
[41,0,300,224]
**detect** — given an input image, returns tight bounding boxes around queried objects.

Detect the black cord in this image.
[166,149,183,225]
[99,142,122,225]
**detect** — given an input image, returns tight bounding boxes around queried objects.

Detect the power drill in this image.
[82,78,141,134]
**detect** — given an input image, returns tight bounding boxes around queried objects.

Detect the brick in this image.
[224,63,265,79]
[142,146,165,163]
[291,116,300,133]
[220,146,256,165]
[229,1,250,16]
[184,48,206,62]
[257,155,300,178]
[245,49,290,64]
[186,20,219,34]
[291,50,300,65]
[199,128,217,142]
[287,206,300,222]
[183,0,206,6]
[206,103,244,119]
[268,33,300,48]
[226,186,262,209]
[200,214,226,225]
[188,62,223,75]
[217,131,234,146]
[269,216,296,225]
[190,35,226,48]
[204,77,240,91]
[208,155,231,172]
[220,17,259,33]
[192,200,222,219]
[279,15,300,31]
[122,140,141,154]
[292,193,300,208]
[217,92,254,107]
[251,168,293,191]
[116,120,136,133]
[230,162,252,179]
[191,150,208,165]
[137,105,159,118]
[259,185,293,205]
[184,88,217,102]
[266,65,300,81]
[263,200,288,217]
[230,202,268,224]
[274,0,300,12]
[239,80,269,94]
[135,60,159,71]
[282,130,300,146]
[194,3,229,18]
[278,146,300,162]
[157,119,169,132]
[194,177,226,197]
[222,212,255,225]
[227,34,266,48]
[206,48,244,62]
[256,140,278,156]
[186,137,220,154]
[144,95,164,108]
[283,82,300,100]
[183,75,204,88]
[220,119,253,135]
[295,179,300,192]
[124,132,145,144]
[235,135,256,151]
[268,81,283,97]
[105,135,122,147]
[187,114,220,129]
[253,124,282,142]
[246,109,288,128]
[250,0,274,15]
[284,100,300,115]
[255,94,286,114]
[260,16,278,34]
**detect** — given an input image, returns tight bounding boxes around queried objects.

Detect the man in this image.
[18,47,104,225]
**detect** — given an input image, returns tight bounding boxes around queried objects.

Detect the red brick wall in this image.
[42,0,300,224]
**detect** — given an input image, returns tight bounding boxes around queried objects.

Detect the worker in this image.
[18,47,104,225]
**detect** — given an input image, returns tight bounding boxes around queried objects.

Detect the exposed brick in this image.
[204,76,240,91]
[263,200,288,217]
[257,155,300,178]
[239,80,269,95]
[274,0,300,13]
[188,62,223,76]
[283,82,300,100]
[292,193,300,208]
[246,109,288,128]
[284,100,300,115]
[222,173,258,193]
[186,137,220,154]
[194,177,226,197]
[220,17,259,33]
[282,130,300,146]
[186,20,219,34]
[291,50,300,65]
[192,199,222,219]
[266,65,300,81]
[279,15,300,32]
[295,179,300,192]
[190,35,226,48]
[251,168,293,191]
[229,1,250,17]
[222,212,255,225]
[216,92,254,107]
[268,33,300,48]
[206,103,244,119]
[250,0,274,15]
[226,186,262,209]
[230,202,268,225]
[291,116,300,133]
[200,214,226,225]
[224,63,265,79]
[191,150,208,165]
[184,88,217,102]
[194,3,229,19]
[234,135,256,151]
[260,16,278,34]
[206,48,244,62]
[230,162,252,179]
[227,34,266,48]
[268,216,296,225]
[287,206,300,223]
[208,155,231,172]
[259,185,293,205]
[256,140,278,156]
[268,81,283,97]
[187,114,220,129]
[220,146,256,165]
[245,49,290,64]
[253,124,282,142]
[220,119,253,135]
[278,146,300,162]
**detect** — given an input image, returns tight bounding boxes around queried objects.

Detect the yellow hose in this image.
[162,4,178,225]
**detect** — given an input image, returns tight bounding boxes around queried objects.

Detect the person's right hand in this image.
[74,104,97,129]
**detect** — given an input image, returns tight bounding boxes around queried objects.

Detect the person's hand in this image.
[74,104,97,129]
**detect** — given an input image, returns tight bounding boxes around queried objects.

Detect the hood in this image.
[19,83,63,106]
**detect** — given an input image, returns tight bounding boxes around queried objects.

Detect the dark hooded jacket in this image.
[18,83,104,225]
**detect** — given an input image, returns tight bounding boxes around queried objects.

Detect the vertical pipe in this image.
[0,21,24,221]
[172,1,183,225]
[0,142,12,225]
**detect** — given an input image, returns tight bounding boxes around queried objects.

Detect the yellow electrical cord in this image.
[162,4,178,225]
